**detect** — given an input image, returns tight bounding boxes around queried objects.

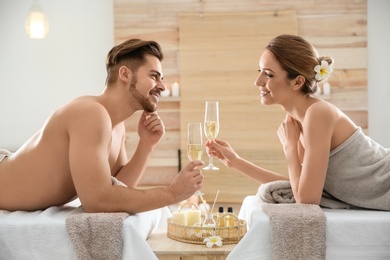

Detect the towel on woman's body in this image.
[66,176,129,260]
[325,127,390,210]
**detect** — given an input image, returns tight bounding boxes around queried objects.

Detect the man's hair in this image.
[105,39,163,85]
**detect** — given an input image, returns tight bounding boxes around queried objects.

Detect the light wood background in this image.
[178,11,297,202]
[115,0,367,203]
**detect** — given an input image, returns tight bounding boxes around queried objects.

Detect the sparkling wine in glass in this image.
[187,122,203,161]
[187,122,204,201]
[203,101,219,170]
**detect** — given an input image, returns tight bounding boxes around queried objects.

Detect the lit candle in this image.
[186,210,201,226]
[172,211,187,225]
[161,89,170,97]
[171,82,180,97]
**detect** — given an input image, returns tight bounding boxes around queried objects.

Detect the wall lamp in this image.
[25,0,49,39]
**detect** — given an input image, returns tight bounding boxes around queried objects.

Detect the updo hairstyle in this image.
[265,34,334,95]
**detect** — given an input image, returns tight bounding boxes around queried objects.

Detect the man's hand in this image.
[138,111,165,148]
[169,160,204,202]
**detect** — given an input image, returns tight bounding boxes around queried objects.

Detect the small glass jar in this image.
[203,213,216,227]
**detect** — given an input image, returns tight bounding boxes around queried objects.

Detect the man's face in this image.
[128,55,165,112]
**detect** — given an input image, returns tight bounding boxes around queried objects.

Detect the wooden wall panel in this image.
[115,0,367,203]
[178,11,297,203]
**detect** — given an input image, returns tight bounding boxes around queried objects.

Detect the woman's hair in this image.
[265,34,334,95]
[105,39,163,85]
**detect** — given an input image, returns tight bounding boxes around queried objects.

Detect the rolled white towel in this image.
[257,180,295,204]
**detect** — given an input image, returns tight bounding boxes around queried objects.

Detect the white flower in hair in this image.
[314,60,333,81]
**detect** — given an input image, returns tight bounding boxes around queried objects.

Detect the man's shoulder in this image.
[54,96,110,126]
[61,96,107,116]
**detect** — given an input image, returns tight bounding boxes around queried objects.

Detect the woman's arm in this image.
[281,104,333,204]
[207,139,288,183]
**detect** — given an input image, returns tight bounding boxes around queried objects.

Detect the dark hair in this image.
[266,34,334,95]
[105,39,163,85]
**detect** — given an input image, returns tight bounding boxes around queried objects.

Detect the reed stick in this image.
[209,190,220,214]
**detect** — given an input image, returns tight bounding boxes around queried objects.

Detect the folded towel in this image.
[261,203,327,260]
[257,180,358,209]
[257,180,295,204]
[66,177,129,260]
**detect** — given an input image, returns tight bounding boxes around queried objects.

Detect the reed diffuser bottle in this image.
[203,213,216,227]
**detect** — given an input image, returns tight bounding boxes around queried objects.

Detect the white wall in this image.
[0,0,113,150]
[368,0,390,147]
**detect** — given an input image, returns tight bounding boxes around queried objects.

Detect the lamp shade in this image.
[25,0,49,39]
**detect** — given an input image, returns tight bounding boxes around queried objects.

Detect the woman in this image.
[207,34,390,210]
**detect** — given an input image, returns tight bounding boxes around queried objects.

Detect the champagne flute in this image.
[187,122,204,162]
[187,123,205,202]
[203,101,219,170]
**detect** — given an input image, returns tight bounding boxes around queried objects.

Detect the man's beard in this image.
[129,74,157,113]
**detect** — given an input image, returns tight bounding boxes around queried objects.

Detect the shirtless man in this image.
[0,39,204,213]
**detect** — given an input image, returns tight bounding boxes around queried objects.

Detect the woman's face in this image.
[254,49,293,106]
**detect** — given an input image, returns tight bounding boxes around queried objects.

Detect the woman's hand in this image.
[277,114,301,156]
[206,139,240,168]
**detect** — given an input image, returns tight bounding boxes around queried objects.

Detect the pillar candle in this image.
[186,210,201,226]
[161,89,170,97]
[171,82,180,97]
[172,211,187,225]
[323,82,331,95]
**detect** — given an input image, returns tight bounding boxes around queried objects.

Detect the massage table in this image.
[0,199,171,260]
[227,196,390,260]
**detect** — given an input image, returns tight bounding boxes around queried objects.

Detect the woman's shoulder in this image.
[307,98,337,111]
[305,98,357,148]
[305,98,339,121]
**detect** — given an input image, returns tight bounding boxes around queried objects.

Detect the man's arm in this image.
[67,103,203,213]
[115,111,165,187]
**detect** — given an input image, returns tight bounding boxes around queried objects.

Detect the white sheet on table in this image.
[228,196,390,260]
[0,200,171,260]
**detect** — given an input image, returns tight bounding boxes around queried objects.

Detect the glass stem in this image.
[208,154,214,165]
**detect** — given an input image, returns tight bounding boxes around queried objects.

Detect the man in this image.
[0,39,204,213]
